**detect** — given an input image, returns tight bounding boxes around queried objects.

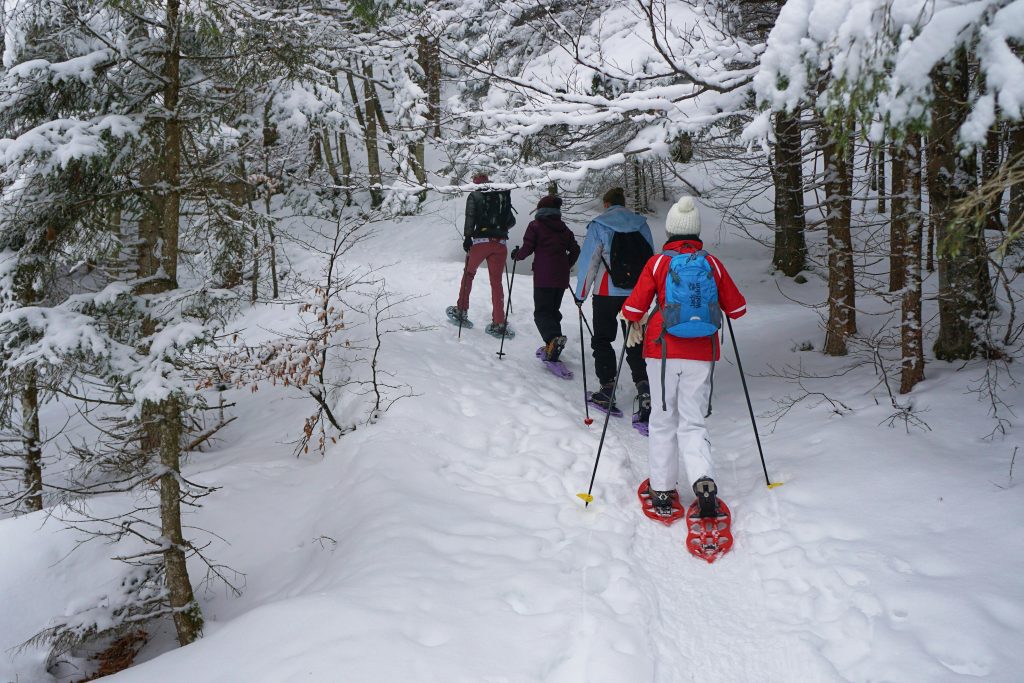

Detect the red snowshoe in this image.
[685,499,733,563]
[637,479,685,525]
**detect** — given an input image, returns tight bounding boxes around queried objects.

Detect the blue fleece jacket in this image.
[574,205,654,299]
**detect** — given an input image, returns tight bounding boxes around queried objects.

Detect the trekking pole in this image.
[576,302,594,337]
[576,299,593,426]
[726,316,781,489]
[505,268,513,314]
[457,249,471,340]
[496,258,518,358]
[578,321,628,507]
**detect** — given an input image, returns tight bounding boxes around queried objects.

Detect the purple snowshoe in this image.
[632,413,649,436]
[588,394,623,418]
[535,348,573,380]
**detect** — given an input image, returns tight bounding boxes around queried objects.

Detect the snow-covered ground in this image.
[3,194,1023,683]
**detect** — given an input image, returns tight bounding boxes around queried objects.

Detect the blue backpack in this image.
[661,250,721,338]
[657,249,721,416]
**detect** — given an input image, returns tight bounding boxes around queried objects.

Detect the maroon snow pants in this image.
[457,239,507,325]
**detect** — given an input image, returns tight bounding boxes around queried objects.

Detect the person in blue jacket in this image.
[574,187,655,418]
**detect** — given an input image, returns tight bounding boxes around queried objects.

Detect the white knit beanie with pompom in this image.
[664,196,701,238]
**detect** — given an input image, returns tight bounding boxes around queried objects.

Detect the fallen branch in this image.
[187,416,238,451]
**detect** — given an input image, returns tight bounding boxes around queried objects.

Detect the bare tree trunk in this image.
[1010,123,1024,234]
[11,261,44,513]
[632,159,642,211]
[771,111,807,277]
[20,367,43,512]
[362,63,383,208]
[262,136,278,299]
[338,132,353,206]
[876,143,886,214]
[430,39,442,138]
[930,50,986,361]
[821,118,856,356]
[137,0,202,646]
[418,35,442,138]
[899,135,925,393]
[265,190,278,300]
[158,396,203,644]
[982,121,1003,231]
[889,139,907,292]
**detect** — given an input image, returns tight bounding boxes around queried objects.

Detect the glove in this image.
[511,246,520,260]
[618,310,650,348]
[463,236,472,252]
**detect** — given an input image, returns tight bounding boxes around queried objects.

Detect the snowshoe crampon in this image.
[637,479,685,525]
[685,499,733,563]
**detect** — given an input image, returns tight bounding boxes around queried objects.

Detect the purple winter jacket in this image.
[514,215,581,289]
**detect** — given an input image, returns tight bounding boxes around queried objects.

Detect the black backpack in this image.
[603,231,653,289]
[475,190,516,237]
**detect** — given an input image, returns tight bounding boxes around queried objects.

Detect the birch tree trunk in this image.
[899,135,925,393]
[20,367,43,512]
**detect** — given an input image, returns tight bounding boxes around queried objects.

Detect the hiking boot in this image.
[542,335,567,362]
[635,380,651,423]
[693,476,721,518]
[646,485,675,517]
[589,383,617,410]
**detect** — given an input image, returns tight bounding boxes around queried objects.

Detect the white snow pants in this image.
[646,358,713,492]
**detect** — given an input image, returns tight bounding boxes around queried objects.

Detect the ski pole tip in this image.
[767,482,784,489]
[576,493,594,504]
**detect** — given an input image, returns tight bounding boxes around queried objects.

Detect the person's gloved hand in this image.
[618,310,650,347]
[463,236,473,252]
[511,246,520,260]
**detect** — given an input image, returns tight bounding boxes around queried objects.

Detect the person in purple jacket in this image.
[512,194,581,361]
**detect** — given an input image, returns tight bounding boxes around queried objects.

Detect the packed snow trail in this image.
[4,207,1023,682]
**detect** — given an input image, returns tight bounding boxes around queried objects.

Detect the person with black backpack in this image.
[619,196,747,519]
[448,172,517,338]
[573,187,654,421]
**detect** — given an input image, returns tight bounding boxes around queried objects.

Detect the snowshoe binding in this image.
[637,479,685,525]
[485,322,514,339]
[632,382,651,436]
[446,306,473,329]
[536,347,573,380]
[685,477,733,563]
[588,384,622,417]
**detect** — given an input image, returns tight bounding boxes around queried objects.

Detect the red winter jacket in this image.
[621,240,746,361]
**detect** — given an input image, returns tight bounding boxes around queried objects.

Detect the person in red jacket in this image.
[619,196,747,518]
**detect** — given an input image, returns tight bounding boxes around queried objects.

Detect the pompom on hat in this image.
[665,195,701,238]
